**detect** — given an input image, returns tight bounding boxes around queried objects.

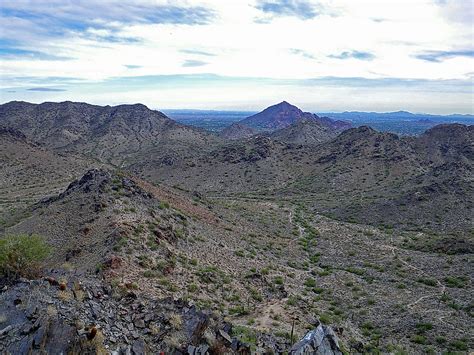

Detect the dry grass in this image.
[169,313,183,329]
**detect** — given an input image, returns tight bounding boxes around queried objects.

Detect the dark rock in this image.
[131,339,147,354]
[134,319,145,328]
[289,323,342,355]
[183,306,210,345]
[231,338,251,354]
[218,329,232,344]
[187,344,209,354]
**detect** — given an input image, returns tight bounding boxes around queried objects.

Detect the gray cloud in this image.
[414,50,474,62]
[433,0,473,26]
[180,49,216,57]
[289,48,316,59]
[27,87,67,92]
[329,50,375,61]
[255,0,321,20]
[1,1,216,28]
[0,1,216,60]
[182,60,208,67]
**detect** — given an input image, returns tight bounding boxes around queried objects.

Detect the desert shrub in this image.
[232,326,257,348]
[449,339,468,351]
[274,276,284,285]
[415,322,433,333]
[158,201,170,209]
[188,283,198,292]
[228,305,249,316]
[411,335,427,344]
[416,278,437,287]
[444,276,467,288]
[0,234,51,280]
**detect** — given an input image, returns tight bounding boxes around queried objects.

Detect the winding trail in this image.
[288,208,305,248]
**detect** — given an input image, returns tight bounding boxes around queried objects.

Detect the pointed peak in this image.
[275,100,296,108]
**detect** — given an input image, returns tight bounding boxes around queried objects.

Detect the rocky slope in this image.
[130,121,472,234]
[284,125,473,233]
[0,127,97,229]
[1,169,347,354]
[1,169,472,354]
[0,101,472,353]
[239,101,351,132]
[0,101,220,167]
[269,118,340,145]
[219,123,257,140]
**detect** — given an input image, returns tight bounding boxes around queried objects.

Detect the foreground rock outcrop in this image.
[289,323,342,355]
[0,276,342,354]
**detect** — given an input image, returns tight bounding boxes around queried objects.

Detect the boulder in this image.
[289,323,342,355]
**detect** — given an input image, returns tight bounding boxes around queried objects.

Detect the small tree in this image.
[0,234,51,280]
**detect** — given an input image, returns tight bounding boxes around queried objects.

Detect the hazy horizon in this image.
[2,99,473,117]
[1,0,473,114]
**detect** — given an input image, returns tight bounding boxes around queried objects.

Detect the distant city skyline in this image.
[1,0,473,114]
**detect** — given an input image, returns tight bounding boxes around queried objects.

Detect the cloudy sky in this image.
[1,0,473,113]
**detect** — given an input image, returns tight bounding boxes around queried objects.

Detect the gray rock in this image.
[289,323,342,355]
[187,344,209,355]
[0,325,13,335]
[131,339,147,354]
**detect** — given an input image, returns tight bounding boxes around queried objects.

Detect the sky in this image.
[0,0,473,114]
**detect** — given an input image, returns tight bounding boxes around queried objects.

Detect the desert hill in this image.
[0,101,472,353]
[269,118,340,145]
[2,168,472,353]
[0,126,97,229]
[219,122,257,140]
[239,101,351,133]
[0,101,220,166]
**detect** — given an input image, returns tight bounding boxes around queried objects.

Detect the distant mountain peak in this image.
[238,101,352,133]
[240,101,308,130]
[276,100,294,107]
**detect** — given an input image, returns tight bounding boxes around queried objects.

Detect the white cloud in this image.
[0,0,473,112]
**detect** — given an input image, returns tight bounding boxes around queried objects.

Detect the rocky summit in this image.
[0,101,472,354]
[239,101,351,132]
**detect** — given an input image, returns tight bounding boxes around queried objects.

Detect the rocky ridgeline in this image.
[0,127,28,140]
[0,276,342,354]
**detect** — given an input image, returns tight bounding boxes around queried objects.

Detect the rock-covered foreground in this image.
[0,276,342,354]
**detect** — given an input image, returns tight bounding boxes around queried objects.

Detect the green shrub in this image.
[0,234,51,279]
[411,335,427,344]
[319,313,331,324]
[415,322,433,333]
[304,278,316,288]
[229,305,249,316]
[444,276,467,288]
[188,283,198,293]
[158,201,170,209]
[449,339,468,351]
[274,276,284,285]
[416,278,437,287]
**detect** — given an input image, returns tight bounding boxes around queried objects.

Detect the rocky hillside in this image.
[2,168,472,353]
[269,118,340,145]
[0,127,96,228]
[130,135,313,194]
[133,123,472,234]
[239,101,351,132]
[240,101,313,130]
[2,169,348,353]
[284,125,473,233]
[0,101,220,167]
[219,122,257,140]
[0,101,472,354]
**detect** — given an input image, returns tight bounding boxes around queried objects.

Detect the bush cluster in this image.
[0,234,51,280]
